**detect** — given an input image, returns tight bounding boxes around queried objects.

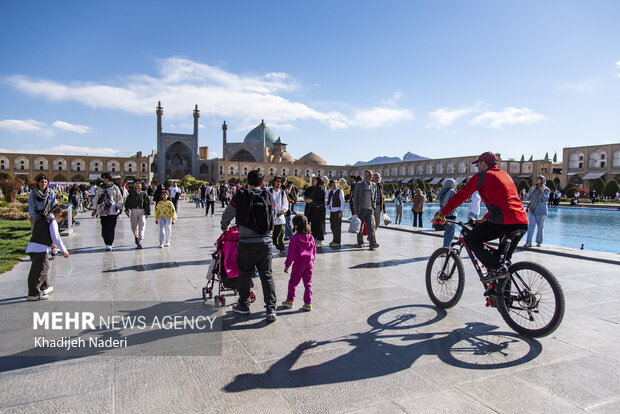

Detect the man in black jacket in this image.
[221,170,278,322]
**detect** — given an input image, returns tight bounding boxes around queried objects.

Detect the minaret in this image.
[260,119,266,162]
[193,104,200,136]
[222,121,227,160]
[156,101,163,135]
[193,105,200,177]
[156,101,164,183]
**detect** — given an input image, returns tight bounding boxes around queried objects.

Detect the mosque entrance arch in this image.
[165,141,193,179]
[231,149,256,162]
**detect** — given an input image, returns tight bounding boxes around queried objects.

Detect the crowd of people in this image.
[20,152,615,317]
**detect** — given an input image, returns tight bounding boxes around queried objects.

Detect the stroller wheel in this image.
[201,287,207,300]
[221,296,226,306]
[249,291,256,303]
[207,288,213,298]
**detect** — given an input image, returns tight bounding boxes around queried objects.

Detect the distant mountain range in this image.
[349,152,428,166]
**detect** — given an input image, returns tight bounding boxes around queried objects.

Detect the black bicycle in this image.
[425,219,565,338]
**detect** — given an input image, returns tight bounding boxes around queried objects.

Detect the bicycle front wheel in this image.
[425,248,465,309]
[497,261,565,338]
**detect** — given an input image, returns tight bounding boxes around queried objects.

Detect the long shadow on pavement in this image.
[349,256,430,269]
[224,304,542,392]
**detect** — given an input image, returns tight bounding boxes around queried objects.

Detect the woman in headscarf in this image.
[524,175,550,247]
[411,187,425,227]
[92,172,124,251]
[28,175,57,227]
[437,179,457,247]
[308,176,326,245]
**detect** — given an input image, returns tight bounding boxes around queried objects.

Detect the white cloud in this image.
[0,118,92,135]
[469,107,546,129]
[0,119,45,132]
[7,57,413,130]
[0,145,120,156]
[616,60,620,77]
[351,107,414,128]
[558,78,601,93]
[52,121,91,133]
[427,108,473,129]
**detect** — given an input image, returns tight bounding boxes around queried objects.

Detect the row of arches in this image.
[569,149,620,169]
[0,155,148,173]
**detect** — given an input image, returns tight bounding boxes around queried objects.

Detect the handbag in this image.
[348,215,361,233]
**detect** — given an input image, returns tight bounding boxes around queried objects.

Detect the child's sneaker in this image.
[159,243,164,248]
[164,243,170,247]
[302,303,312,311]
[281,300,293,309]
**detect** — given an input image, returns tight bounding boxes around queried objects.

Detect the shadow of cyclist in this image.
[224,304,542,392]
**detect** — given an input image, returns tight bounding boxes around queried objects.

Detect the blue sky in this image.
[1,0,619,165]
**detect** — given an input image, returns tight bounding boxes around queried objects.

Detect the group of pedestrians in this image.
[23,152,555,316]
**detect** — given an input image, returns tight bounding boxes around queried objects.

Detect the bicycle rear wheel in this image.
[425,248,465,309]
[497,261,565,338]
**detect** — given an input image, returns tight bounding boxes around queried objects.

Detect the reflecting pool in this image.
[293,203,620,254]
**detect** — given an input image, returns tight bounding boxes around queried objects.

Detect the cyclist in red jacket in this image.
[432,151,528,281]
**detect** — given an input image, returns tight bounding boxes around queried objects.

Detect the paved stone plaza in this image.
[1,202,619,413]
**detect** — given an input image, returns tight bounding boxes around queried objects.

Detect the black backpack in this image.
[235,189,274,234]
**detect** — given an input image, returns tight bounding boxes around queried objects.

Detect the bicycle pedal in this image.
[485,298,493,307]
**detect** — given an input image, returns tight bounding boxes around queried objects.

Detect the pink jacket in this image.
[217,226,239,279]
[285,233,316,268]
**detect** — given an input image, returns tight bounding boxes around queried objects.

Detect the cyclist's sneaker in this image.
[481,265,509,282]
[232,303,250,315]
[281,300,293,309]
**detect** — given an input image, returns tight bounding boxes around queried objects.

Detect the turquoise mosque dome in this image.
[243,123,278,148]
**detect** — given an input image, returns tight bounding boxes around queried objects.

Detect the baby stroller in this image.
[202,226,255,306]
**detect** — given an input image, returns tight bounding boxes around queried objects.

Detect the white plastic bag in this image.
[349,215,361,233]
[383,213,392,225]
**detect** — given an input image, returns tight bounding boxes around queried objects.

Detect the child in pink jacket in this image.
[282,214,316,311]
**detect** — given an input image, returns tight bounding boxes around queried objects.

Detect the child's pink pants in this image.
[287,261,313,305]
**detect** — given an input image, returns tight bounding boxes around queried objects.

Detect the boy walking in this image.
[270,175,289,256]
[327,180,344,247]
[124,180,151,249]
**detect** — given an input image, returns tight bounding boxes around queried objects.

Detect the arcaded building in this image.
[562,143,620,189]
[0,151,152,184]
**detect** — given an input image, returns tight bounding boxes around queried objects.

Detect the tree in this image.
[544,152,549,161]
[286,176,308,189]
[517,179,531,194]
[178,174,196,190]
[603,180,619,198]
[528,155,533,162]
[546,180,557,191]
[592,177,605,194]
[0,177,21,203]
[520,154,525,162]
[553,153,558,163]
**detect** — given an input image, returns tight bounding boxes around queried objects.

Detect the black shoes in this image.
[232,303,250,315]
[480,265,509,282]
[266,307,277,322]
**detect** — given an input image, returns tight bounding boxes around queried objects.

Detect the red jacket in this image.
[440,166,528,225]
